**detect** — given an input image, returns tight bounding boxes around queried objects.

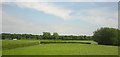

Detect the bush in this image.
[93,27,119,46]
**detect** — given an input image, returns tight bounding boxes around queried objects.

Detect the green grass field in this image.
[2,40,118,55]
[2,40,40,50]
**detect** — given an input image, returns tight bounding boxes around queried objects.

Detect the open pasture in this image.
[2,40,118,55]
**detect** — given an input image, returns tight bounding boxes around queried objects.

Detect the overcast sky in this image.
[1,0,118,35]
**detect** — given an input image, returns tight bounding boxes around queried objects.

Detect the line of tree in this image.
[1,33,42,40]
[1,32,93,40]
[1,27,119,46]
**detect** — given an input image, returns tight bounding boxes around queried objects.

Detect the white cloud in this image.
[1,1,72,20]
[70,0,119,2]
[1,1,118,35]
[73,8,118,28]
[0,10,2,33]
[16,2,72,20]
[2,11,90,35]
[1,0,120,2]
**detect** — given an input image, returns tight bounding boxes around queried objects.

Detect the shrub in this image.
[93,27,119,46]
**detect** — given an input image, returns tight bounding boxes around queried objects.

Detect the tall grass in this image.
[2,40,39,50]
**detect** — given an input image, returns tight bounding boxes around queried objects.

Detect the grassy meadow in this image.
[2,40,40,50]
[2,40,118,55]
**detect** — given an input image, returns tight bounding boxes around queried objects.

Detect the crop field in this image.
[2,40,118,55]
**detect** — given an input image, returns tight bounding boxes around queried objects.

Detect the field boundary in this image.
[40,41,91,44]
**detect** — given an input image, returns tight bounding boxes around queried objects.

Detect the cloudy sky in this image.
[1,0,118,35]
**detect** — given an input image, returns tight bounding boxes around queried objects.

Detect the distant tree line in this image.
[1,32,93,40]
[1,27,119,46]
[1,33,42,40]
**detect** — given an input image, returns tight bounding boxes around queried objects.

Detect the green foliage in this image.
[1,33,93,40]
[2,33,42,40]
[93,27,119,46]
[40,40,97,44]
[59,35,93,40]
[1,31,94,40]
[52,32,59,40]
[42,32,51,39]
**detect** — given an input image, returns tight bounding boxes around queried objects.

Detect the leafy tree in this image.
[93,27,119,46]
[43,32,51,39]
[53,33,59,40]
